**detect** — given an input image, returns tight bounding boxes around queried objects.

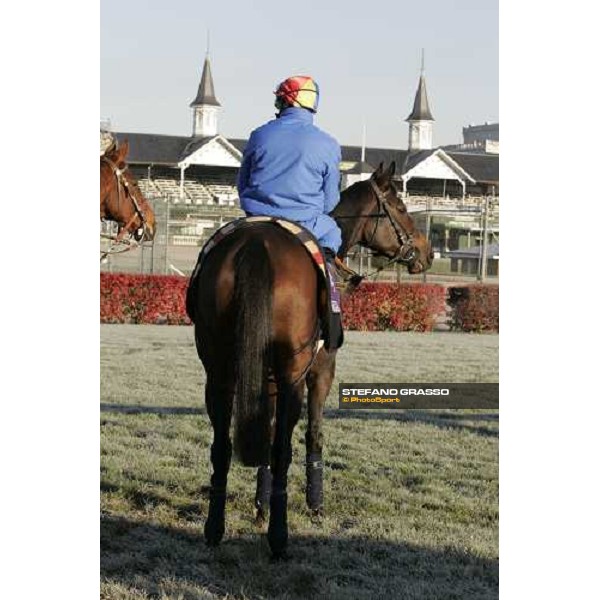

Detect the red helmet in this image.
[274,75,320,113]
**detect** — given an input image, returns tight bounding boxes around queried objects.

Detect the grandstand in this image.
[102,54,498,277]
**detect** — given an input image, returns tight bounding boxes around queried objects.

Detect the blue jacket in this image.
[238,108,342,221]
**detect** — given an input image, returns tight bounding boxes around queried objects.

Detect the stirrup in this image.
[323,249,363,296]
[329,257,363,294]
[334,257,362,281]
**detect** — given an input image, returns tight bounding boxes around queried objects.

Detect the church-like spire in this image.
[405,51,435,152]
[190,48,221,138]
[190,56,221,108]
[406,75,434,121]
[406,52,434,122]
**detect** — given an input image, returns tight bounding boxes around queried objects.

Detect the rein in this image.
[100,229,140,260]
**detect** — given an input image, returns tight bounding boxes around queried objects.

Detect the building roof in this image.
[406,75,434,122]
[190,57,221,107]
[228,138,247,154]
[115,132,193,165]
[180,136,215,157]
[448,152,499,185]
[116,132,498,184]
[229,139,410,170]
[402,149,437,173]
[344,161,375,174]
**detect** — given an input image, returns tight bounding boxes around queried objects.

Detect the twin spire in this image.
[190,45,434,149]
[190,55,221,109]
[406,50,434,123]
[406,75,434,122]
[190,46,221,138]
[405,50,435,152]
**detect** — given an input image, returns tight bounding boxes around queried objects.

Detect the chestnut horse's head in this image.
[100,139,156,242]
[336,162,433,274]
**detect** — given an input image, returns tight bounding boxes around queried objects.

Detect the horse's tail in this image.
[185,258,203,324]
[232,237,273,467]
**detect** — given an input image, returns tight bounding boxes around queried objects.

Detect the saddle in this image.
[189,216,344,350]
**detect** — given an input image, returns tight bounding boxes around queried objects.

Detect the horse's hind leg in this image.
[268,379,304,559]
[204,371,233,547]
[254,464,272,527]
[255,383,276,527]
[305,349,337,515]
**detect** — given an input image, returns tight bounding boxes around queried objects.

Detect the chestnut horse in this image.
[100,139,156,247]
[186,162,432,558]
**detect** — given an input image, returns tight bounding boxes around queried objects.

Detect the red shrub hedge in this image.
[448,284,499,332]
[100,274,498,332]
[100,274,190,325]
[341,282,446,332]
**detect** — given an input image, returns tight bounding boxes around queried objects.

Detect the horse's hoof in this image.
[267,529,288,559]
[270,548,290,562]
[204,521,224,546]
[255,508,267,528]
[310,507,324,524]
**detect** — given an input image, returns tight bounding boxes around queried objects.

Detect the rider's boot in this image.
[323,248,363,295]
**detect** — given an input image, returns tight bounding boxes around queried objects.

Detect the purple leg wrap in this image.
[326,262,341,314]
[305,453,324,510]
[255,465,273,510]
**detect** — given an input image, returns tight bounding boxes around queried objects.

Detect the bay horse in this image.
[100,139,156,247]
[186,161,432,558]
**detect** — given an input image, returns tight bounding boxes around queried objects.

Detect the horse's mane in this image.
[333,178,371,215]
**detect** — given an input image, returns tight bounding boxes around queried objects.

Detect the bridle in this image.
[366,179,418,266]
[101,155,150,259]
[335,179,418,278]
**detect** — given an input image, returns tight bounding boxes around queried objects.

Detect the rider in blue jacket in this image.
[237,75,343,257]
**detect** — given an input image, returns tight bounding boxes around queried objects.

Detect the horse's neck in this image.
[333,185,375,259]
[100,165,116,212]
[101,165,127,224]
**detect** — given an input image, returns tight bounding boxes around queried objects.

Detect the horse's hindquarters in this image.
[193,228,319,362]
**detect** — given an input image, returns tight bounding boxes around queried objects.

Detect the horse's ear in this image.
[115,139,129,165]
[384,161,396,180]
[371,162,384,181]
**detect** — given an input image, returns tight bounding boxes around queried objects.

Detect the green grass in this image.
[101,325,498,600]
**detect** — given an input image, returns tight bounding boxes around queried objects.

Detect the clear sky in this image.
[101,0,498,149]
